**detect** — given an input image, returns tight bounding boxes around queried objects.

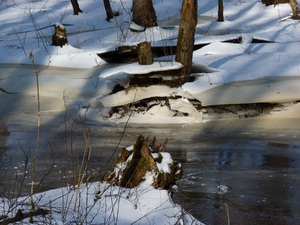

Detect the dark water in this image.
[1,120,300,225]
[171,135,300,225]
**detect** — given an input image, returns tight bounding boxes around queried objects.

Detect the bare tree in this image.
[70,0,83,15]
[132,0,157,28]
[175,0,198,79]
[103,0,120,21]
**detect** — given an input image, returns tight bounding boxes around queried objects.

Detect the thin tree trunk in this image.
[103,0,115,21]
[70,0,83,15]
[218,0,224,22]
[175,0,198,79]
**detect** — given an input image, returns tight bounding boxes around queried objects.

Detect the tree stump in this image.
[137,42,153,65]
[102,135,183,190]
[52,23,68,47]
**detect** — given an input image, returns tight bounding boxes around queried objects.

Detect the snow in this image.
[99,61,183,78]
[1,0,300,224]
[99,85,182,107]
[1,0,300,124]
[155,152,173,174]
[129,21,145,32]
[2,182,200,225]
[55,22,65,29]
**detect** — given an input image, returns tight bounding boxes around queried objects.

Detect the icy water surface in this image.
[171,130,300,225]
[1,122,300,225]
[1,65,300,225]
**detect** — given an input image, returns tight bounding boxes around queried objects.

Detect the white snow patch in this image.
[99,61,183,78]
[155,152,174,174]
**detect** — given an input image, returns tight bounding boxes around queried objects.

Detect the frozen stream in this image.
[1,65,300,224]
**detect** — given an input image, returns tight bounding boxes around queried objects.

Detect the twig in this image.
[106,88,138,164]
[12,27,27,56]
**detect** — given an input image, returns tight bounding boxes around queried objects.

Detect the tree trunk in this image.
[103,0,120,21]
[218,0,224,22]
[290,0,300,19]
[132,0,157,28]
[70,0,83,15]
[137,42,153,65]
[175,0,198,79]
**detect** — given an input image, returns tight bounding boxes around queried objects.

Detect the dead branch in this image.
[0,208,51,225]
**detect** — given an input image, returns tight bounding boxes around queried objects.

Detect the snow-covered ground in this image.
[1,0,300,125]
[1,0,300,224]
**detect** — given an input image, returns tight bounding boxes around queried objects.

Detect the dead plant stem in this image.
[106,89,138,164]
[29,52,41,212]
[224,203,231,225]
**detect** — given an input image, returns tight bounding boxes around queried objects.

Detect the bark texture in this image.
[175,0,198,78]
[137,42,153,65]
[290,0,300,19]
[102,135,182,189]
[132,0,157,28]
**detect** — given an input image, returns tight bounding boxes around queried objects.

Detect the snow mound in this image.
[1,181,203,225]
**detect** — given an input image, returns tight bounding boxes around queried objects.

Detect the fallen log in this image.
[261,0,289,6]
[97,43,209,64]
[0,208,51,225]
[97,36,243,64]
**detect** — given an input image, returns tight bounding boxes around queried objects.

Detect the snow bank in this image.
[1,182,203,224]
